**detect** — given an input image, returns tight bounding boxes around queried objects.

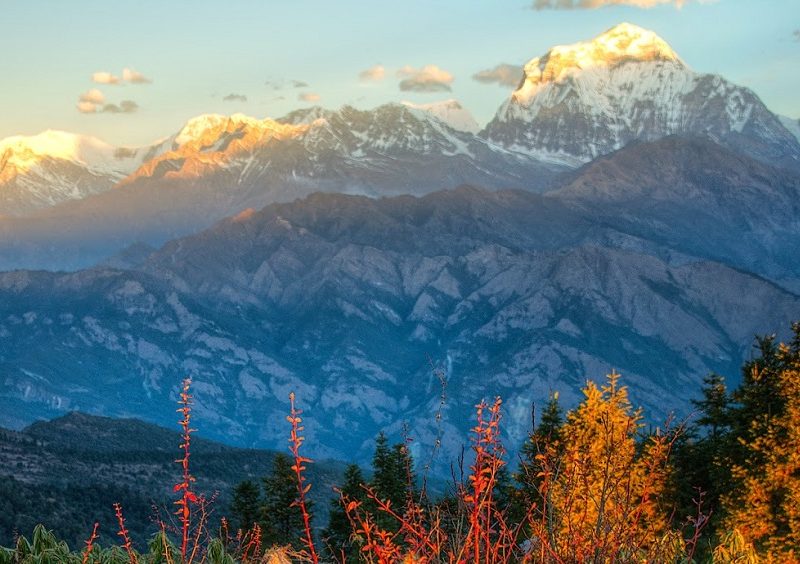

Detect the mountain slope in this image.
[482,23,800,169]
[0,104,561,271]
[549,135,800,290]
[2,186,798,476]
[0,412,344,548]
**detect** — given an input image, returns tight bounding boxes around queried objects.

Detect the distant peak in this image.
[175,113,268,145]
[401,99,481,133]
[0,130,112,160]
[403,99,463,111]
[518,23,682,92]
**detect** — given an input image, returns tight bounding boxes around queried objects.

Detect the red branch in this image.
[287,392,320,564]
[81,522,99,564]
[173,378,198,563]
[114,503,138,564]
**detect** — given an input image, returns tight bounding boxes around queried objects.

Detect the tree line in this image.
[229,323,800,561]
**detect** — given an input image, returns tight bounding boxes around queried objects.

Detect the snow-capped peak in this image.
[175,113,270,146]
[517,23,681,100]
[0,130,118,170]
[401,99,481,133]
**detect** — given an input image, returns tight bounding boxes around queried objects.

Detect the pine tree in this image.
[515,392,563,510]
[260,453,307,548]
[230,480,261,533]
[323,464,366,562]
[537,392,564,441]
[693,373,730,441]
[722,323,800,558]
[669,372,733,545]
[369,433,414,532]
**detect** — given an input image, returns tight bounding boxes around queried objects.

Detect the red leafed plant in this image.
[174,378,199,562]
[287,391,320,564]
[114,503,138,564]
[80,522,99,564]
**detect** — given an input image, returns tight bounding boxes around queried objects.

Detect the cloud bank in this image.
[92,68,152,85]
[122,68,152,84]
[92,71,120,85]
[359,64,386,82]
[77,90,138,114]
[472,64,522,87]
[101,100,139,114]
[532,0,696,8]
[397,65,454,92]
[79,89,105,104]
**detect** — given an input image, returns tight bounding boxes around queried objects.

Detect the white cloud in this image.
[359,64,386,82]
[77,101,98,114]
[298,92,321,102]
[122,67,152,84]
[79,88,105,104]
[472,64,522,87]
[77,90,138,115]
[397,65,454,92]
[92,71,120,85]
[532,0,698,8]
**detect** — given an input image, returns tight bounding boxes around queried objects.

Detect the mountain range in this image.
[1,23,799,474]
[2,23,799,270]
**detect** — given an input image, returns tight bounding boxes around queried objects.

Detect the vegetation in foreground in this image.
[1,323,799,563]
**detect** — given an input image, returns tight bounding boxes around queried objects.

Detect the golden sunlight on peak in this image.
[518,22,681,91]
[118,115,310,185]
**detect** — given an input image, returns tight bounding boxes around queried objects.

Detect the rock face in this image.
[482,23,800,169]
[1,146,799,473]
[550,135,800,290]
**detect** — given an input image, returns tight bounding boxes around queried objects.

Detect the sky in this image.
[2,0,798,146]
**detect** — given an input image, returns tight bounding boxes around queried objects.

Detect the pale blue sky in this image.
[2,0,798,146]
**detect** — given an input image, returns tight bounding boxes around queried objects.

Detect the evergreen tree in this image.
[260,453,306,548]
[515,392,563,509]
[323,464,366,562]
[369,433,415,532]
[721,323,800,558]
[537,392,564,441]
[230,480,261,533]
[693,373,730,441]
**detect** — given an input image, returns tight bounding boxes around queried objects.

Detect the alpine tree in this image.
[516,393,563,492]
[368,432,415,531]
[669,372,733,545]
[514,392,563,523]
[721,323,800,558]
[230,479,261,533]
[530,373,672,561]
[323,463,367,561]
[261,453,307,549]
